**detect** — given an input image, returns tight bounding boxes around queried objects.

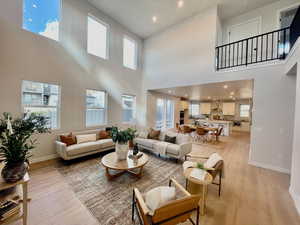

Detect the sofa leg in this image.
[175,158,178,163]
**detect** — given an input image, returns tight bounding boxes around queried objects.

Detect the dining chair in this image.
[194,127,208,143]
[211,126,223,142]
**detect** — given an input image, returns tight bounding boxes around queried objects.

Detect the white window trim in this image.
[21,80,61,130]
[121,94,136,124]
[22,0,62,42]
[123,35,138,70]
[85,89,108,127]
[87,14,110,60]
[239,104,250,118]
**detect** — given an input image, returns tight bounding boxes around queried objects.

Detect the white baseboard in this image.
[289,186,300,215]
[248,160,290,174]
[30,153,59,164]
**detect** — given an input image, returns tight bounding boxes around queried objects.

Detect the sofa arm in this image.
[55,141,68,160]
[179,143,192,159]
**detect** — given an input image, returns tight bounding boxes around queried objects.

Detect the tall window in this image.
[22,80,60,129]
[86,90,107,126]
[240,104,250,117]
[87,15,108,59]
[122,95,136,123]
[123,36,137,70]
[156,99,174,129]
[86,90,106,126]
[189,103,200,118]
[23,0,60,41]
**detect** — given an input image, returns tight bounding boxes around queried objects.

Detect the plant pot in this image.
[1,162,27,183]
[115,142,129,160]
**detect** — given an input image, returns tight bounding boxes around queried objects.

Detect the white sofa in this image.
[134,130,192,160]
[56,130,115,160]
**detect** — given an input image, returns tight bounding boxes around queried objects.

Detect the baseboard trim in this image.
[248,160,290,174]
[30,153,59,164]
[289,186,300,215]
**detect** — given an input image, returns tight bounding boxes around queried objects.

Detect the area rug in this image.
[57,152,185,225]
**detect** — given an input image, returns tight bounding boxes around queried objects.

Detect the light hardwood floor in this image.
[11,131,300,225]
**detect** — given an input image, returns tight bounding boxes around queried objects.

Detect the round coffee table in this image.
[101,151,149,180]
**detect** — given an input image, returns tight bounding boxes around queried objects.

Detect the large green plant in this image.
[111,127,137,144]
[0,112,50,164]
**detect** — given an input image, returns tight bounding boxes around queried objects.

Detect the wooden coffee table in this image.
[101,151,149,180]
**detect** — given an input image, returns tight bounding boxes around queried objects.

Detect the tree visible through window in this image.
[86,90,106,126]
[240,104,250,117]
[22,80,60,129]
[23,0,60,41]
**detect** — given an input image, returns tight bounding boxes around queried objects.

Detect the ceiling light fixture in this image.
[168,90,172,93]
[224,85,228,89]
[177,0,184,8]
[208,96,211,99]
[230,91,235,95]
[152,16,157,23]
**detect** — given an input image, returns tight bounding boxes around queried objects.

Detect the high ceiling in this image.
[153,80,253,101]
[88,0,278,38]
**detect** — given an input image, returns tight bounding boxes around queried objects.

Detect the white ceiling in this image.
[153,80,253,101]
[88,0,278,38]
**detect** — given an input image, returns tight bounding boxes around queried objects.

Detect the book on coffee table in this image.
[190,168,207,181]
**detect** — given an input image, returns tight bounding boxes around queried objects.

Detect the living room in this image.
[0,0,300,225]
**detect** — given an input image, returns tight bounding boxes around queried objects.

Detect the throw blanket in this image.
[153,142,169,156]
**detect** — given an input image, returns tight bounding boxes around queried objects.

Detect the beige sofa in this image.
[134,130,192,160]
[56,130,115,160]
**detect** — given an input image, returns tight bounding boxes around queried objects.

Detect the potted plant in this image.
[111,127,136,160]
[0,112,50,182]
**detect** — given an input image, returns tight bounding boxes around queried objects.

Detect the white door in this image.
[228,18,261,43]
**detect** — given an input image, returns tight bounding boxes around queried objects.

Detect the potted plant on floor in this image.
[0,112,50,183]
[111,127,136,160]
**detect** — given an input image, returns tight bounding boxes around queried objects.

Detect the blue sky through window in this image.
[23,0,60,41]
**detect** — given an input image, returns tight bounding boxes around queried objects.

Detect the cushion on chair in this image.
[145,186,176,216]
[204,153,222,168]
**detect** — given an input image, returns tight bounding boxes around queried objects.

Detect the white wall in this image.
[222,0,300,44]
[143,5,297,173]
[0,0,144,162]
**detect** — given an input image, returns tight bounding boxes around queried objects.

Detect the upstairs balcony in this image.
[216,6,300,71]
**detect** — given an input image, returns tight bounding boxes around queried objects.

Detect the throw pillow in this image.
[145,186,176,216]
[76,134,97,144]
[204,153,222,168]
[164,135,176,144]
[99,130,109,139]
[138,131,148,139]
[60,133,76,146]
[147,128,160,140]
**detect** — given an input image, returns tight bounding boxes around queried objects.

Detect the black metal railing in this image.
[290,6,300,50]
[216,27,290,70]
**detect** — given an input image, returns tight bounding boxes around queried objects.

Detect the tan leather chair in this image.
[185,154,224,196]
[132,178,200,225]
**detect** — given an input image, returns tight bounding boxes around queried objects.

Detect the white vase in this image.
[115,142,129,160]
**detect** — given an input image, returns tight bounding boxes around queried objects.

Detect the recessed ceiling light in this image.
[230,91,235,95]
[168,90,172,94]
[224,85,228,89]
[152,16,157,23]
[177,0,184,8]
[208,96,211,99]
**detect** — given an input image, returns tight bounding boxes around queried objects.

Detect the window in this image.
[123,36,137,70]
[23,0,60,41]
[87,15,108,59]
[156,99,174,129]
[86,90,107,126]
[189,103,200,118]
[122,95,136,123]
[22,80,60,129]
[240,104,250,117]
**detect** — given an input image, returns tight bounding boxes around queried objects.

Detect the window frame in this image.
[21,80,61,130]
[85,89,108,127]
[123,35,138,70]
[87,14,110,60]
[155,98,175,129]
[22,0,62,41]
[190,102,200,118]
[239,104,250,118]
[121,94,136,124]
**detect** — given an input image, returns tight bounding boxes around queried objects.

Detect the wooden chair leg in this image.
[132,190,135,221]
[196,206,200,225]
[219,171,222,197]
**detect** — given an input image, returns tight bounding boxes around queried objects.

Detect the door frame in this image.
[227,17,262,43]
[276,3,300,29]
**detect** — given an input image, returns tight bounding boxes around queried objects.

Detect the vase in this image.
[1,162,27,183]
[115,142,129,160]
